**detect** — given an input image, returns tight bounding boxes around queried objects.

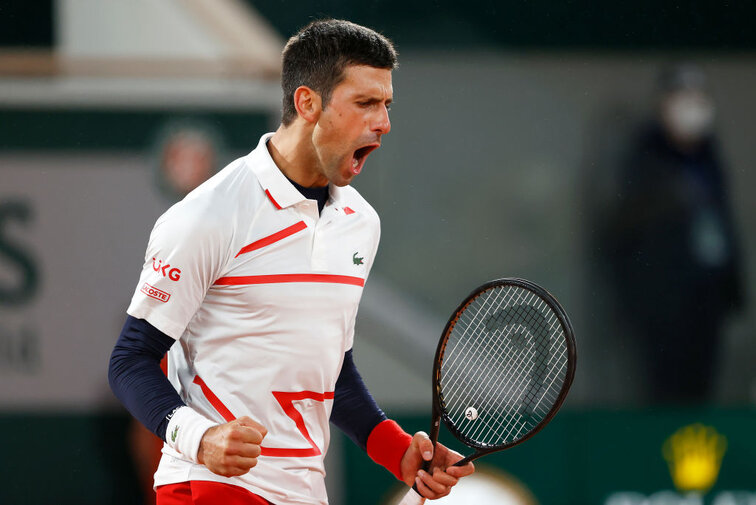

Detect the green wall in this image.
[3,408,753,504]
[343,409,756,505]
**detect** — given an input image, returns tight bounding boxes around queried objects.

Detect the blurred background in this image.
[1,1,755,504]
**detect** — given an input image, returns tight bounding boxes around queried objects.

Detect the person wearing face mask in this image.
[602,63,745,405]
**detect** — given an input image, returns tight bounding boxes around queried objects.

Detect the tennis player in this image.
[109,19,474,505]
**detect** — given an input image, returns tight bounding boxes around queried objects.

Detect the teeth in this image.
[352,158,359,167]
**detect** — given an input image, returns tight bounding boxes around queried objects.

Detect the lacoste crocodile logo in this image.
[353,252,364,265]
[171,426,179,443]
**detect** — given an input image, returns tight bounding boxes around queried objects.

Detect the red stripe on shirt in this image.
[214,274,365,287]
[264,189,282,210]
[235,221,307,258]
[260,391,335,458]
[193,375,236,423]
[193,378,335,459]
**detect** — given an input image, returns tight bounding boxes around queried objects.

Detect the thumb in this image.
[413,432,434,461]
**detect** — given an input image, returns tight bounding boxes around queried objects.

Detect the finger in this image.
[413,432,434,461]
[208,456,258,478]
[228,440,262,459]
[417,469,452,496]
[239,426,265,445]
[446,460,475,478]
[429,467,459,487]
[414,476,442,500]
[237,416,268,437]
[433,444,464,468]
[217,465,252,478]
[226,455,259,473]
[415,470,449,500]
[227,423,264,445]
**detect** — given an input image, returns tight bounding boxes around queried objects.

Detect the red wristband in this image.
[366,419,413,481]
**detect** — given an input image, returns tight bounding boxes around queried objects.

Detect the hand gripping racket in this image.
[398,278,576,504]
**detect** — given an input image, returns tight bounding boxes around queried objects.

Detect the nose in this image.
[372,105,391,135]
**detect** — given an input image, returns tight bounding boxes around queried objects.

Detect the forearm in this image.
[331,349,412,479]
[108,315,185,440]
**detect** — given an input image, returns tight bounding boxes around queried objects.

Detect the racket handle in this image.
[397,487,426,505]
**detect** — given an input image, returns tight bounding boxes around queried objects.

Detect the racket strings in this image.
[503,339,568,442]
[472,303,567,444]
[453,290,549,443]
[482,305,567,444]
[442,294,525,419]
[441,289,533,441]
[441,292,526,440]
[438,285,569,447]
[443,288,540,414]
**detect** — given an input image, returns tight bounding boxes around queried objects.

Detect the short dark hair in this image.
[280,19,398,126]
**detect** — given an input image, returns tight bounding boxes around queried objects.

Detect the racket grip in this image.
[397,488,426,505]
[408,457,433,494]
[420,457,433,473]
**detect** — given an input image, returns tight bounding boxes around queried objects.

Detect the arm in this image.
[330,349,392,449]
[108,315,266,476]
[330,350,474,499]
[108,315,184,440]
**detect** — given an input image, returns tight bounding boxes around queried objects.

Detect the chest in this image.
[203,202,374,320]
[227,203,374,276]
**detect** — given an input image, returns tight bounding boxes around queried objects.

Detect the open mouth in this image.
[351,144,380,175]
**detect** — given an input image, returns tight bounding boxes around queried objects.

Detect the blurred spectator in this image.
[600,64,745,405]
[152,119,224,200]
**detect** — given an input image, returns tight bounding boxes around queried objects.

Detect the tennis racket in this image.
[398,278,576,504]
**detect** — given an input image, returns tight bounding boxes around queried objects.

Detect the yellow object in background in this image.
[662,423,727,493]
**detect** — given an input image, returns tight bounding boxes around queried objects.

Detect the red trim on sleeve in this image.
[366,419,413,481]
[235,221,307,258]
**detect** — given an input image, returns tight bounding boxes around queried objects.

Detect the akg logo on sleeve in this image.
[152,258,182,281]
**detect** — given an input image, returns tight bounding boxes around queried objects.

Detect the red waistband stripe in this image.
[235,221,307,258]
[214,274,365,287]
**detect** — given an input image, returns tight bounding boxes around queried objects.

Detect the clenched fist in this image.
[197,416,267,477]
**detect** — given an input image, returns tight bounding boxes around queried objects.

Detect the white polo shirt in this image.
[127,133,380,505]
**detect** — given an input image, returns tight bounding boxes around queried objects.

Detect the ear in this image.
[293,86,322,124]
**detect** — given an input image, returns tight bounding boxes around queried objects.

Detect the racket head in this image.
[431,278,576,459]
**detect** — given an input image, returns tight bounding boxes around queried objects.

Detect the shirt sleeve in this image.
[126,199,232,339]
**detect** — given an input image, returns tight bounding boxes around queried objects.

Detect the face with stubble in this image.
[309,65,393,187]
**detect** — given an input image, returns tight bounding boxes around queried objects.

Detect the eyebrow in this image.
[355,95,393,105]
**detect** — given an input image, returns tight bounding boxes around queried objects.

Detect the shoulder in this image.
[152,156,264,244]
[338,185,380,226]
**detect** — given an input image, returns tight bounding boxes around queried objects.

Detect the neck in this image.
[267,123,327,188]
